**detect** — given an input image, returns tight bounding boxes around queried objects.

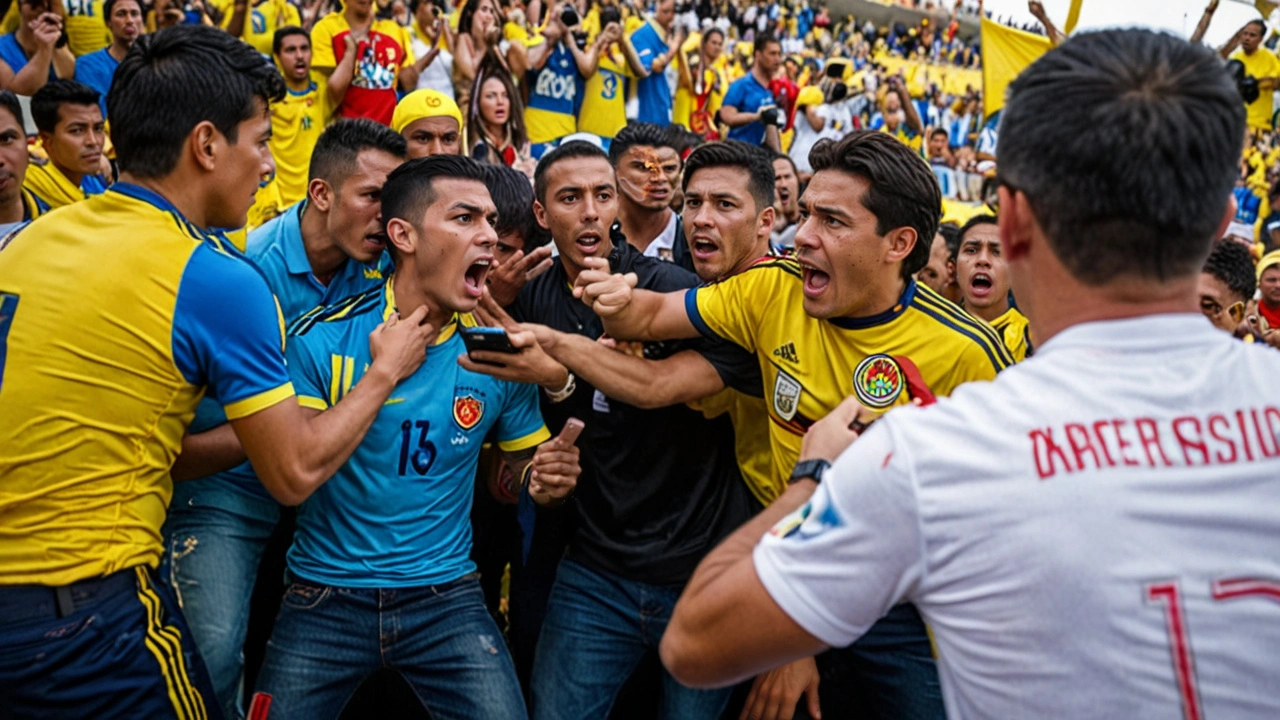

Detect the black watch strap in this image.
[789,458,831,485]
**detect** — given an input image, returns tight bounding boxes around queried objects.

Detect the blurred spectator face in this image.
[955,223,1009,315]
[703,31,723,61]
[1197,271,1247,333]
[1242,22,1264,53]
[108,0,144,45]
[655,0,675,30]
[756,40,782,76]
[275,33,313,85]
[478,77,510,129]
[928,131,948,157]
[0,105,29,210]
[773,156,798,218]
[1262,266,1280,307]
[917,231,956,299]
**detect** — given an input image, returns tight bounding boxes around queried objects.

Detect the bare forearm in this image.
[719,105,759,128]
[325,63,353,103]
[173,424,245,482]
[620,37,648,77]
[226,3,248,37]
[51,47,74,79]
[546,334,722,408]
[9,52,52,95]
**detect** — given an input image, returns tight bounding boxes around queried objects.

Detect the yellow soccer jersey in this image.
[217,0,301,56]
[1231,47,1280,130]
[687,257,1013,485]
[270,79,326,207]
[990,305,1031,362]
[692,387,776,506]
[579,51,633,140]
[0,183,294,586]
[62,0,111,56]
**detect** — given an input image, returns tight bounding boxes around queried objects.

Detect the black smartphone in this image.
[461,327,520,364]
[561,5,579,26]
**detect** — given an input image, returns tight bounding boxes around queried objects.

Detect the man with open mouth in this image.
[953,213,1032,361]
[611,121,683,261]
[251,154,580,719]
[575,130,1016,720]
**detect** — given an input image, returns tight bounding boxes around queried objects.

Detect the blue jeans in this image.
[252,574,526,720]
[530,558,733,720]
[161,479,281,720]
[813,604,945,720]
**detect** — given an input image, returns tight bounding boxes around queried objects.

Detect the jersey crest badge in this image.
[773,370,802,421]
[853,354,904,409]
[453,394,484,430]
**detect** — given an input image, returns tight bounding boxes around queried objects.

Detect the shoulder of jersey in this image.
[909,283,1016,370]
[288,285,383,337]
[720,254,801,283]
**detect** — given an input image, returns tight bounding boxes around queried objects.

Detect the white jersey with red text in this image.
[755,314,1280,720]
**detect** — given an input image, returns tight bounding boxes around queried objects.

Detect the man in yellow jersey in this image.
[310,0,415,126]
[576,19,647,149]
[522,10,592,158]
[270,26,326,206]
[219,0,299,56]
[0,91,49,238]
[1220,19,1280,131]
[576,131,1013,720]
[62,0,110,55]
[674,27,726,136]
[0,26,432,719]
[392,86,463,157]
[25,79,108,208]
[953,214,1032,361]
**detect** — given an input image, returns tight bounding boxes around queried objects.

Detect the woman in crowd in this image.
[468,54,534,176]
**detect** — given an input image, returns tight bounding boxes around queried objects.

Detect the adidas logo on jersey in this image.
[773,342,799,364]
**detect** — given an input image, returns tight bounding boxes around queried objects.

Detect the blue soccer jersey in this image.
[284,280,550,587]
[189,201,392,501]
[723,73,774,146]
[629,20,671,125]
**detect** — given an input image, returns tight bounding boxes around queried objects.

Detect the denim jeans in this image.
[252,574,526,720]
[161,479,281,720]
[530,558,734,720]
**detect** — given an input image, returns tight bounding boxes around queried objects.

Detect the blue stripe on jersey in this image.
[685,286,718,340]
[913,286,1016,368]
[910,297,1013,373]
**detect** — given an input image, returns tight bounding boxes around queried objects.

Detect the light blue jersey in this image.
[285,280,549,587]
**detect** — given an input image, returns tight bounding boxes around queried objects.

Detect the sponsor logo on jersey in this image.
[773,370,802,421]
[772,341,799,364]
[453,394,483,430]
[853,354,904,409]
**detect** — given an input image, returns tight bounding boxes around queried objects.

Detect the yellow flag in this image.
[1258,1,1278,18]
[981,18,1053,119]
[1062,0,1084,34]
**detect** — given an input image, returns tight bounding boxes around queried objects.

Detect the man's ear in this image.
[883,225,917,267]
[533,199,550,230]
[309,177,334,213]
[386,217,416,258]
[757,204,776,240]
[188,121,219,173]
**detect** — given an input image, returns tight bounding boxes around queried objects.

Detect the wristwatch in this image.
[789,458,831,485]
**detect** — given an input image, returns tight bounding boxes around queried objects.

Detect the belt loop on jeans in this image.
[55,586,76,618]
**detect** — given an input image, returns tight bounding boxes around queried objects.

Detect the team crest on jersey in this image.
[853,354,903,409]
[773,370,802,421]
[453,394,484,430]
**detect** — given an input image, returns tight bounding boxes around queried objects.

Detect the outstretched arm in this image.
[573,257,700,341]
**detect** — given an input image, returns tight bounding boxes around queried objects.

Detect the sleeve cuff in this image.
[223,382,295,420]
[498,426,552,452]
[753,539,857,649]
[684,287,720,341]
[297,395,329,411]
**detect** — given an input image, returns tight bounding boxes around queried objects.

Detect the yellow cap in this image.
[1259,249,1280,281]
[392,89,464,135]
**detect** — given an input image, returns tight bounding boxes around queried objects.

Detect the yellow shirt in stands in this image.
[0,183,294,585]
[990,305,1031,362]
[23,160,105,209]
[1231,47,1280,130]
[686,257,1012,485]
[62,0,111,56]
[216,0,301,56]
[270,78,326,207]
[579,51,632,140]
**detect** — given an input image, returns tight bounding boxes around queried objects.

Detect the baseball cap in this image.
[392,89,464,135]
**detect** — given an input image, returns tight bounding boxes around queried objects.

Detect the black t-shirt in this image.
[510,240,761,586]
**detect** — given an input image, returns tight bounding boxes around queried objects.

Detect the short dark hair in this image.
[998,29,1244,286]
[809,131,942,281]
[1202,239,1257,302]
[103,0,142,22]
[929,127,949,140]
[31,80,100,133]
[308,118,407,187]
[609,122,674,166]
[754,32,779,55]
[0,90,23,128]
[484,163,550,251]
[938,221,961,259]
[109,25,286,178]
[272,25,309,57]
[1246,19,1267,34]
[682,140,775,212]
[952,214,998,262]
[703,27,724,43]
[534,140,610,204]
[382,154,488,234]
[772,152,798,177]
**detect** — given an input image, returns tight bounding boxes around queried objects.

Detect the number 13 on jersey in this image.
[1147,577,1280,720]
